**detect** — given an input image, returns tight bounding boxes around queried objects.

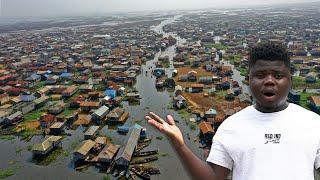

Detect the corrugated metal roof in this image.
[32,136,62,152]
[75,140,96,156]
[115,124,142,166]
[198,121,214,134]
[97,144,120,162]
[84,126,100,136]
[93,105,109,117]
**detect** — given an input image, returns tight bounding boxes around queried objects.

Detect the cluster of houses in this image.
[0,17,181,129]
[162,9,320,115]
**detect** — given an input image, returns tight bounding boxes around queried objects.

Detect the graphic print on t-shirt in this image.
[264,133,281,144]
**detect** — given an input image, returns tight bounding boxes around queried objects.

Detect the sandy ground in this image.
[174,66,250,116]
[22,121,40,130]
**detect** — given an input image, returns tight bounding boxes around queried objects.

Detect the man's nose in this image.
[264,75,275,86]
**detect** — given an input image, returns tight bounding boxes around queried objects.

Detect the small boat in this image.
[75,164,90,171]
[130,156,158,165]
[132,165,160,175]
[133,150,158,157]
[130,167,150,180]
[107,161,115,174]
[138,138,152,143]
[136,140,152,152]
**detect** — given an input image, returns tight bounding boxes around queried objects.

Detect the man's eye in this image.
[274,73,283,79]
[255,73,264,79]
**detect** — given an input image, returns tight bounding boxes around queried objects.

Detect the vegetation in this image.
[156,136,163,140]
[0,165,21,179]
[292,76,320,89]
[227,54,242,64]
[15,147,23,155]
[158,152,170,157]
[20,129,42,140]
[204,43,229,50]
[236,67,248,76]
[33,148,64,166]
[0,168,15,179]
[62,109,76,117]
[189,123,196,131]
[27,145,33,151]
[133,119,143,125]
[177,109,191,119]
[0,135,15,141]
[214,90,227,103]
[24,107,47,121]
[299,92,317,109]
[103,175,112,180]
[35,81,46,90]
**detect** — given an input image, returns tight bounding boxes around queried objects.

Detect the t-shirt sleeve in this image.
[206,138,233,170]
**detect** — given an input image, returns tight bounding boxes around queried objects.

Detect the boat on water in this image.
[117,125,129,134]
[132,165,160,175]
[133,150,158,157]
[130,156,158,165]
[130,167,151,180]
[106,161,115,174]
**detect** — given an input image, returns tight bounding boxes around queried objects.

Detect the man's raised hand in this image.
[145,112,185,149]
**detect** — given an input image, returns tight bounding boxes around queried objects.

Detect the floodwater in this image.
[0,15,202,180]
[1,14,320,180]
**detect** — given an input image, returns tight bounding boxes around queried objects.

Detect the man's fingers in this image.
[145,116,165,131]
[149,112,165,124]
[166,115,175,125]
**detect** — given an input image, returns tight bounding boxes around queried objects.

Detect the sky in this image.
[0,0,318,18]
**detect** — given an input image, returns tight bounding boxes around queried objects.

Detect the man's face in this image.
[249,60,292,112]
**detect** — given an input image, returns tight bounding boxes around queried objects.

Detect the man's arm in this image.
[145,112,230,180]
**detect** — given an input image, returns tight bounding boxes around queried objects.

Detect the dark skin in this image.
[249,60,292,113]
[145,112,230,180]
[145,59,291,179]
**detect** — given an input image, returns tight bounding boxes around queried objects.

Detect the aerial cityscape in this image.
[0,1,320,179]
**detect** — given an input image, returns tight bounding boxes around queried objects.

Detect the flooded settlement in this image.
[1,2,320,180]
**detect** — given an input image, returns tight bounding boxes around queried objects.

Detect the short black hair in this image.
[249,42,290,70]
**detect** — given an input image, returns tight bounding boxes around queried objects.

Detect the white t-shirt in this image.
[207,103,320,180]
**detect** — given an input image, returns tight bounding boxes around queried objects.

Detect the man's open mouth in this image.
[263,92,275,97]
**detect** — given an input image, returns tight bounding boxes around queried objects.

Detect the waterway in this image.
[0,15,203,180]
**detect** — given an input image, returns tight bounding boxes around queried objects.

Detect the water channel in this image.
[0,15,202,180]
[0,14,252,180]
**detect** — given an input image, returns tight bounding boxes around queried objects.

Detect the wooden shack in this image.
[73,140,96,161]
[49,122,65,135]
[84,126,100,140]
[97,144,120,164]
[115,124,142,167]
[32,136,63,157]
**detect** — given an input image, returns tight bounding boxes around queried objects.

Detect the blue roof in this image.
[60,73,72,78]
[104,89,116,98]
[30,73,41,80]
[20,94,36,102]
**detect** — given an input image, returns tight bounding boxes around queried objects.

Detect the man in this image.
[146,43,320,180]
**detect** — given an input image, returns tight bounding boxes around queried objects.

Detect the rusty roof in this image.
[198,121,214,134]
[309,96,320,106]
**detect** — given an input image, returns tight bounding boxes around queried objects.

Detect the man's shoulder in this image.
[219,105,255,127]
[289,103,320,119]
